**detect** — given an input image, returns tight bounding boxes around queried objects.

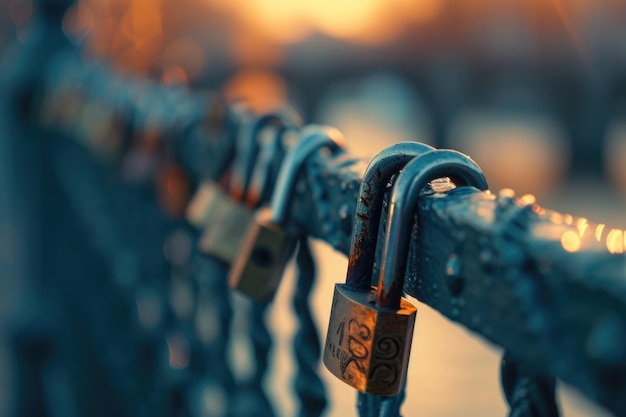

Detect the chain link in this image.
[293,236,328,417]
[501,354,560,417]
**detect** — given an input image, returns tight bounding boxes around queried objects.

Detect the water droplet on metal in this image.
[339,203,353,233]
[445,254,463,296]
[498,188,516,199]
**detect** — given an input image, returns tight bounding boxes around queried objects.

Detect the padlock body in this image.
[323,284,417,396]
[186,182,226,228]
[198,201,253,263]
[228,208,297,302]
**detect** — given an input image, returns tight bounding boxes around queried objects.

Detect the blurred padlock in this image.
[186,181,227,229]
[228,125,344,302]
[197,112,300,263]
[185,104,250,229]
[323,146,488,396]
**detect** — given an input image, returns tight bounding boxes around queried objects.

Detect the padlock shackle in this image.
[376,149,489,309]
[269,125,344,225]
[246,124,297,208]
[204,102,247,182]
[345,142,435,291]
[229,111,301,204]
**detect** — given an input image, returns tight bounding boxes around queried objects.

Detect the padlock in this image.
[229,112,301,202]
[185,104,250,230]
[322,141,434,396]
[186,181,227,229]
[197,113,299,263]
[324,147,488,395]
[228,125,345,302]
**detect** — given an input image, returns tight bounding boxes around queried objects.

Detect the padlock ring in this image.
[229,111,301,204]
[345,142,435,292]
[377,149,489,309]
[268,125,345,226]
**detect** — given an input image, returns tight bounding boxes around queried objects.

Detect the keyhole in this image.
[251,247,274,268]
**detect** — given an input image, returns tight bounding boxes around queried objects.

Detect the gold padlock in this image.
[324,146,489,396]
[229,125,345,302]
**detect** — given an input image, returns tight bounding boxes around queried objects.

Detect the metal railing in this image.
[1,2,625,416]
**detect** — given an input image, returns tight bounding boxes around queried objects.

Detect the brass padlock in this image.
[195,113,299,263]
[323,141,433,396]
[229,125,345,302]
[324,146,489,396]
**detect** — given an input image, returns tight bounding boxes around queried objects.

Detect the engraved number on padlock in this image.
[228,125,344,302]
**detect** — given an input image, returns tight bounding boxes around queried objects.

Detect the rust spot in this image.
[245,189,260,208]
[362,181,373,200]
[155,162,191,218]
[360,196,369,207]
[229,183,244,202]
[346,220,376,290]
[356,212,368,221]
[218,169,231,188]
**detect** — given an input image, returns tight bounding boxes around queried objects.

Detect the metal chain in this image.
[501,354,560,417]
[189,253,237,417]
[357,388,406,417]
[232,302,276,417]
[293,235,328,417]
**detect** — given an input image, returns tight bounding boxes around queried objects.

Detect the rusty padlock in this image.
[195,113,299,263]
[324,147,488,396]
[322,142,434,395]
[228,125,344,302]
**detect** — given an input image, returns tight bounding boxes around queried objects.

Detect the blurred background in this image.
[2,0,626,415]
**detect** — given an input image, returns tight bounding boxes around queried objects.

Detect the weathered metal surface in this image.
[377,149,488,309]
[324,284,417,395]
[22,54,626,415]
[344,142,435,292]
[3,6,626,416]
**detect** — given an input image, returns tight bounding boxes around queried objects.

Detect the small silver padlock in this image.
[185,104,250,237]
[324,147,488,395]
[196,113,298,263]
[228,125,345,302]
[186,180,229,229]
